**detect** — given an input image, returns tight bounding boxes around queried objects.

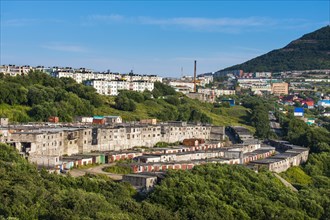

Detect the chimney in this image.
[194,60,197,93]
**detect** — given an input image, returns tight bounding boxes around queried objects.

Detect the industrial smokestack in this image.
[194,60,197,93]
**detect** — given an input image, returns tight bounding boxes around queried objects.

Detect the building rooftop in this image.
[123,174,158,179]
[249,158,284,164]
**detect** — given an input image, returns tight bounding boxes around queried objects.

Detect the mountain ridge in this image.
[220,26,330,72]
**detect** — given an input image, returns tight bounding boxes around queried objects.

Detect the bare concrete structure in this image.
[0,118,9,126]
[123,174,158,191]
[1,122,220,166]
[249,141,309,173]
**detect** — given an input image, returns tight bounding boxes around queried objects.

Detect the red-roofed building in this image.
[301,100,314,109]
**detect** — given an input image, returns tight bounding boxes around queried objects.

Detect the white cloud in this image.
[87,14,124,22]
[82,14,125,25]
[138,16,270,27]
[41,43,87,52]
[1,18,39,27]
[83,14,273,28]
[83,14,326,32]
[1,18,66,27]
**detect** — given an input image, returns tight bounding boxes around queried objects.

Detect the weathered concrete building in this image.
[1,122,221,166]
[123,174,158,191]
[249,143,309,173]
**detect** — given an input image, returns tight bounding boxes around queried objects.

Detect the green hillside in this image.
[222,26,330,72]
[0,71,252,129]
[1,142,329,219]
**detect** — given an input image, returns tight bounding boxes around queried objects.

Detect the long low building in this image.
[0,122,225,167]
[130,158,242,173]
[249,145,309,173]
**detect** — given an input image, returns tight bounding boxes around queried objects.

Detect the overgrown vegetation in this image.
[241,96,272,139]
[0,71,101,122]
[103,165,132,174]
[279,114,330,154]
[1,143,329,219]
[154,141,181,148]
[0,71,252,127]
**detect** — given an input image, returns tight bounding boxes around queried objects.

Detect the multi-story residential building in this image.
[198,88,236,97]
[169,81,195,92]
[123,74,162,83]
[271,82,289,95]
[129,81,154,92]
[85,80,154,96]
[52,68,162,84]
[251,84,272,93]
[197,75,214,86]
[0,65,33,76]
[214,69,243,78]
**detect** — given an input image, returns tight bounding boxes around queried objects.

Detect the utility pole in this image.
[194,60,197,93]
[181,67,183,79]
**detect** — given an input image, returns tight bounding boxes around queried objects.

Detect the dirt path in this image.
[274,173,298,192]
[69,164,123,180]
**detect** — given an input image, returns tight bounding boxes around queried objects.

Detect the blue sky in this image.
[1,1,329,77]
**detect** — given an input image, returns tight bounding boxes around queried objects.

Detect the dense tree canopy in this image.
[241,96,271,139]
[0,71,101,122]
[1,143,329,219]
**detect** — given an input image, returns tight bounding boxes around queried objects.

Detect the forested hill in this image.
[221,26,330,72]
[1,142,329,219]
[0,71,251,127]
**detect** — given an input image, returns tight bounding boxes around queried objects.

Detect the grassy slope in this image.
[95,96,254,130]
[1,92,253,130]
[0,104,31,122]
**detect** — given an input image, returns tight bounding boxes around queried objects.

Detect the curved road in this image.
[69,163,123,180]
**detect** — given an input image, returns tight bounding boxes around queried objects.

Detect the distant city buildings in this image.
[0,65,162,96]
[0,65,34,76]
[167,75,214,94]
[51,67,161,95]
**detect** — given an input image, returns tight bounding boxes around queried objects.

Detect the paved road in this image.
[69,164,123,180]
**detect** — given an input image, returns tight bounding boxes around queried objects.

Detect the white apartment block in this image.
[0,65,33,76]
[52,69,162,84]
[86,80,154,96]
[169,81,195,92]
[251,84,272,93]
[198,88,235,97]
[197,75,214,86]
[124,74,162,83]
